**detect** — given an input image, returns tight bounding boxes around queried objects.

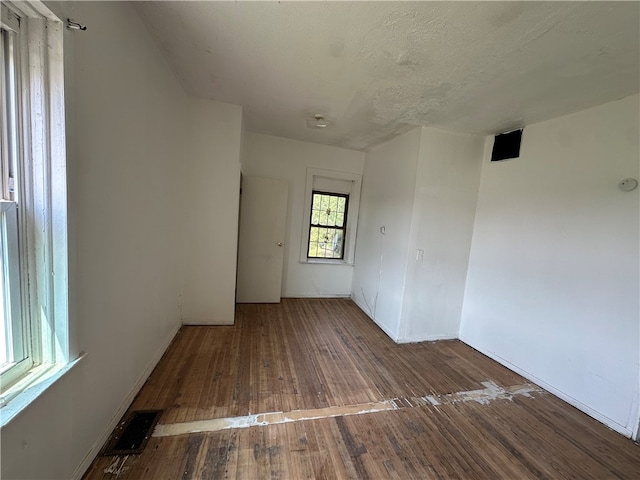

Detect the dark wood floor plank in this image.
[83,298,639,480]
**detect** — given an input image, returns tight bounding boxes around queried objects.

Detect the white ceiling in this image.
[135,1,640,151]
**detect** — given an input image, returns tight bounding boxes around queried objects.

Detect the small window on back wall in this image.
[307,191,349,259]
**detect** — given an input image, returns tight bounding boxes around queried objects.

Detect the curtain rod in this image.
[66,18,86,31]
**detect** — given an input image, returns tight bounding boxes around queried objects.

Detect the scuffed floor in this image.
[82,299,640,479]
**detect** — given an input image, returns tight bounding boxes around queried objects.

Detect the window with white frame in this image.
[0,2,70,421]
[301,168,362,264]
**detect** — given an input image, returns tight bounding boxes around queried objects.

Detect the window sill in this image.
[302,258,354,266]
[0,353,85,428]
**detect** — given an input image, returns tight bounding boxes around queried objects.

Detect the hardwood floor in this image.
[83,298,640,479]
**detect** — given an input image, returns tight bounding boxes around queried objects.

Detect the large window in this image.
[307,191,349,259]
[1,10,30,392]
[0,2,70,422]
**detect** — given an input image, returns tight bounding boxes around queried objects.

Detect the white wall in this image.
[242,133,365,298]
[400,127,484,341]
[1,2,243,478]
[351,129,421,340]
[460,95,640,438]
[181,98,242,324]
[352,127,484,342]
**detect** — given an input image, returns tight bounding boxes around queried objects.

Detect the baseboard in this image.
[71,321,182,480]
[459,335,634,439]
[282,293,352,298]
[396,333,458,344]
[182,318,234,325]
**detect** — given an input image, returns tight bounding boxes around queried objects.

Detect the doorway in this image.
[236,176,288,303]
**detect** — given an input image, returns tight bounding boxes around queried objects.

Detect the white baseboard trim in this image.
[182,318,234,326]
[71,321,182,480]
[282,294,352,298]
[396,333,458,344]
[459,335,634,439]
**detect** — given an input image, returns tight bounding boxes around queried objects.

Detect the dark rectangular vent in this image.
[101,410,162,456]
[491,129,523,161]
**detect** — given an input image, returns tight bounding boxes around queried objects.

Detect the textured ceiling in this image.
[135,1,640,151]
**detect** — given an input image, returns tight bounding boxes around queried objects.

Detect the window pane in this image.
[1,26,25,372]
[319,195,329,225]
[307,227,319,257]
[0,202,24,370]
[0,245,7,366]
[308,226,344,259]
[312,194,321,210]
[328,196,338,224]
[330,229,343,258]
[1,28,19,202]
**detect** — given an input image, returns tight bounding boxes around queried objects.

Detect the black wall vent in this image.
[491,129,523,161]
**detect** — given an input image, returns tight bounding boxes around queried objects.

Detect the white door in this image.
[236,176,288,303]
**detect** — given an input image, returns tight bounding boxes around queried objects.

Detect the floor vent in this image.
[101,410,162,456]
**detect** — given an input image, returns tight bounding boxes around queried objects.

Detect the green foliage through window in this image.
[308,191,348,259]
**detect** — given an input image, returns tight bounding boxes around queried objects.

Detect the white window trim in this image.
[0,0,72,427]
[300,168,362,265]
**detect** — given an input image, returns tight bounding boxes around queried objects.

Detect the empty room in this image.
[0,1,638,479]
